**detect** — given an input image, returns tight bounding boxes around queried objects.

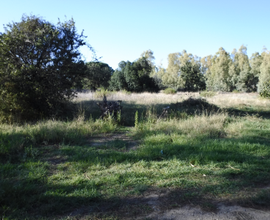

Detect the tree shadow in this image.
[77,97,270,128]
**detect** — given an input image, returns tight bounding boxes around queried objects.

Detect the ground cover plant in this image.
[1,91,270,219]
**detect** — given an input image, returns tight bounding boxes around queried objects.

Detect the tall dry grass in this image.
[75,91,270,109]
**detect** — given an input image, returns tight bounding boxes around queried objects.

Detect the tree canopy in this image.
[82,62,114,90]
[109,56,159,92]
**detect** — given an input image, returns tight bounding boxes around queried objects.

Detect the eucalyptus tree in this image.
[140,49,155,67]
[229,45,254,92]
[163,53,182,89]
[250,52,263,77]
[258,50,270,96]
[201,55,213,75]
[207,47,232,91]
[150,65,166,89]
[201,55,213,90]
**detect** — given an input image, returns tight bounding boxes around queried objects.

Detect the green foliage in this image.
[162,52,182,89]
[161,51,205,91]
[204,46,262,92]
[259,80,270,98]
[258,52,270,94]
[82,62,114,90]
[230,46,257,92]
[163,88,177,94]
[180,61,206,91]
[206,47,232,91]
[109,58,159,92]
[0,15,91,122]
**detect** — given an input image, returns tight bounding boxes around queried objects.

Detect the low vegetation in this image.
[163,88,177,94]
[1,91,270,219]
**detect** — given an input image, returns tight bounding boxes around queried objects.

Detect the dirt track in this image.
[144,204,270,220]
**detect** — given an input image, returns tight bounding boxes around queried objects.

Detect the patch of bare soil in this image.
[88,132,139,151]
[145,204,270,220]
[67,189,270,220]
[135,187,270,220]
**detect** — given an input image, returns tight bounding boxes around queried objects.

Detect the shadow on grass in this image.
[2,131,270,219]
[77,97,270,127]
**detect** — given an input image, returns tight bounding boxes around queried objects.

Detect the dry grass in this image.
[75,91,270,109]
[75,91,200,105]
[207,92,270,108]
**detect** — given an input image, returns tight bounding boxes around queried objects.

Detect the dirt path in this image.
[144,204,270,220]
[88,131,139,151]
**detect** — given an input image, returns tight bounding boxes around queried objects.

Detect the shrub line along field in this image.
[1,91,270,219]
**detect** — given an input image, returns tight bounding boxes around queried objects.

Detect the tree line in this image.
[151,46,270,95]
[0,15,269,122]
[88,46,270,97]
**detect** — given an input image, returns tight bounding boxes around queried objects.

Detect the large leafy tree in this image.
[178,50,205,91]
[0,15,91,121]
[82,62,113,90]
[180,61,206,91]
[109,57,158,92]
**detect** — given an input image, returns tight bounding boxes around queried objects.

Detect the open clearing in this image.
[1,91,270,219]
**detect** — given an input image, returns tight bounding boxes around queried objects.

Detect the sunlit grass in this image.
[0,117,118,156]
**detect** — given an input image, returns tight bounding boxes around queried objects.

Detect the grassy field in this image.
[1,91,270,219]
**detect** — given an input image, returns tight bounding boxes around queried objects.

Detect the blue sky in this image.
[0,0,269,69]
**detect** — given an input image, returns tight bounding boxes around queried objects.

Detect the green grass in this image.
[200,90,216,98]
[1,92,270,219]
[163,88,177,94]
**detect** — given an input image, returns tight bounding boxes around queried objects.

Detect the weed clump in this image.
[94,88,115,99]
[200,91,216,98]
[163,88,177,94]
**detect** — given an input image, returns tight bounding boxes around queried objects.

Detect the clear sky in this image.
[0,0,269,70]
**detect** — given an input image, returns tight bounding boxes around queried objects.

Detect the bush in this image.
[163,88,177,94]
